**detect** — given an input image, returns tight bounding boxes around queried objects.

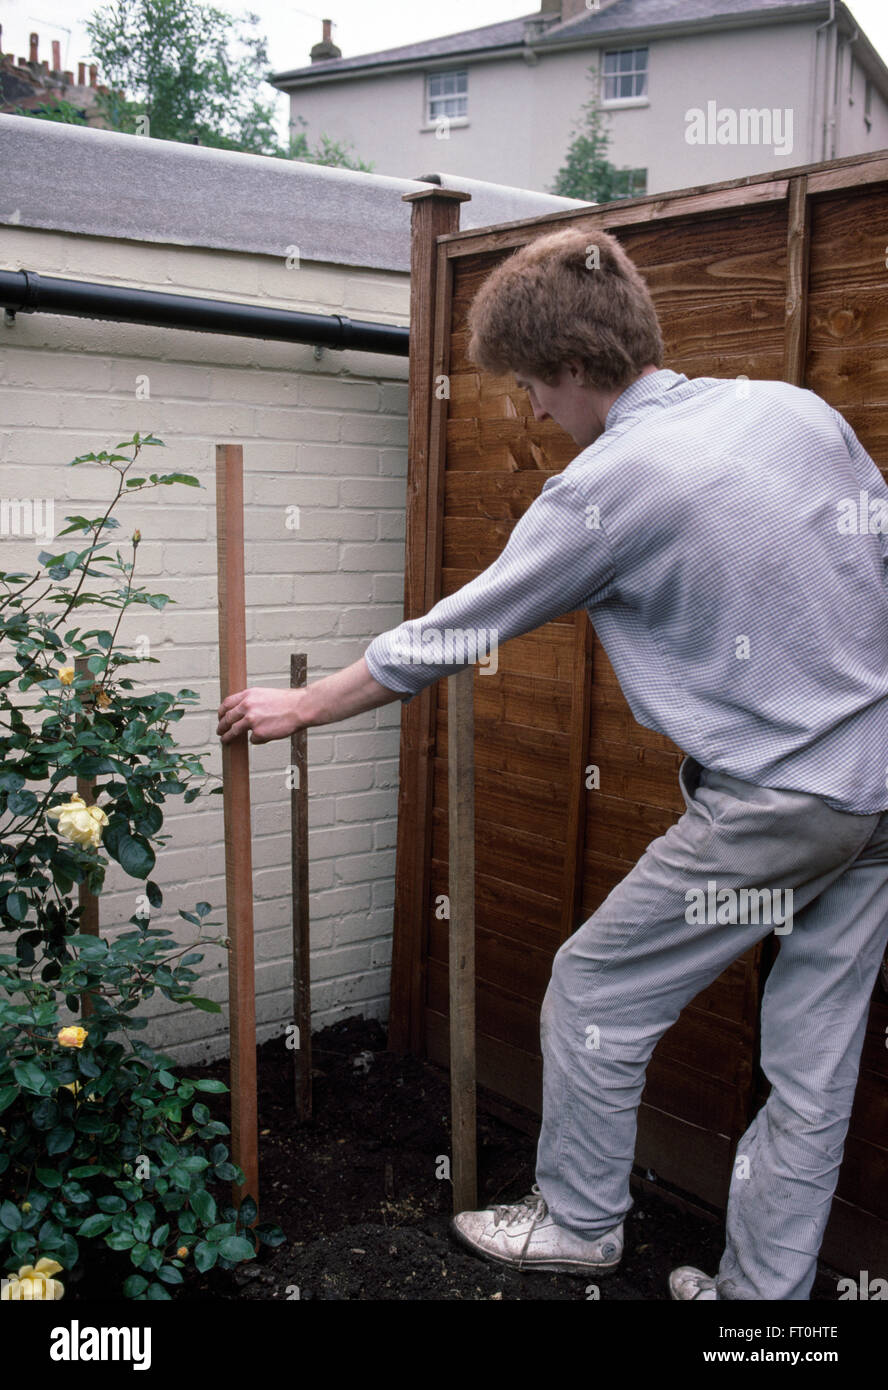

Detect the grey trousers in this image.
[534,755,888,1299]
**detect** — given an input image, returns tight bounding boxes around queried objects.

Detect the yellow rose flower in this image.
[57,667,75,685]
[1,1258,64,1300]
[96,689,111,708]
[47,793,109,848]
[21,1203,31,1214]
[56,1026,88,1048]
[60,1078,97,1101]
[176,1246,188,1259]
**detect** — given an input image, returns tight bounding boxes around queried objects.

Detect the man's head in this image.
[466,226,665,447]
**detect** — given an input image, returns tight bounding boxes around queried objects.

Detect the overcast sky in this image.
[3,0,888,144]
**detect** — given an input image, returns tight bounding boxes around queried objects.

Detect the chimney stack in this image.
[78,61,86,85]
[537,0,617,20]
[52,40,61,72]
[29,32,38,64]
[89,63,97,87]
[310,18,342,64]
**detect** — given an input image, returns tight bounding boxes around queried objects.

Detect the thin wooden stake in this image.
[215,442,259,1210]
[290,652,312,1120]
[448,664,477,1214]
[74,655,99,1019]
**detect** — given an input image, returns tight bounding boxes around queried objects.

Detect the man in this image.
[217,227,888,1300]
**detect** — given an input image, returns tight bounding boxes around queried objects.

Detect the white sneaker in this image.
[669,1265,718,1299]
[451,1184,623,1275]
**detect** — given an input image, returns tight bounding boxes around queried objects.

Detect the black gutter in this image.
[0,269,410,357]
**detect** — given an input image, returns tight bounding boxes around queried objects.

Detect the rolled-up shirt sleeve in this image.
[363,471,617,703]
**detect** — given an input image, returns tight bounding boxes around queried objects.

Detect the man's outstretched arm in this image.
[216,655,403,745]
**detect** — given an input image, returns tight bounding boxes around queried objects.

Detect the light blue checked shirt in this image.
[364,369,888,814]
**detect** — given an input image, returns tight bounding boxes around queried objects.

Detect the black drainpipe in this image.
[0,269,410,357]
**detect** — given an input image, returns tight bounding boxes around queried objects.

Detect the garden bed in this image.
[63,1014,846,1302]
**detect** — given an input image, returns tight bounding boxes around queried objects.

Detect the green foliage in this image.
[83,0,372,167]
[0,433,284,1297]
[286,115,373,172]
[550,66,646,204]
[8,100,90,125]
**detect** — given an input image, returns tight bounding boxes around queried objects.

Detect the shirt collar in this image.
[605,368,689,432]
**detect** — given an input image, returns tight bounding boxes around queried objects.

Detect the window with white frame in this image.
[612,168,647,199]
[602,48,648,101]
[427,69,468,122]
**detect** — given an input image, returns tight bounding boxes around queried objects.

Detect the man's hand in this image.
[216,657,403,745]
[217,686,309,745]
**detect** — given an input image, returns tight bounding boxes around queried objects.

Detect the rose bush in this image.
[0,433,283,1298]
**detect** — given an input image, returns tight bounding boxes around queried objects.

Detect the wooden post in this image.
[290,652,312,1120]
[74,654,100,1018]
[783,175,811,387]
[387,186,471,1055]
[215,442,259,1209]
[448,664,477,1214]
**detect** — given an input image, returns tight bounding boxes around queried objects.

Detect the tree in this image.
[550,66,645,203]
[82,0,371,168]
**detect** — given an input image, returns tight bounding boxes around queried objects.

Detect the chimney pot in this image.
[310,17,341,63]
[78,61,86,84]
[89,62,97,86]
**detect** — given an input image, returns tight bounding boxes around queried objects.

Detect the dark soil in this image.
[68,1014,848,1302]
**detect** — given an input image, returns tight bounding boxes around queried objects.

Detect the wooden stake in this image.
[290,652,312,1120]
[215,443,259,1210]
[448,664,477,1214]
[73,655,100,1019]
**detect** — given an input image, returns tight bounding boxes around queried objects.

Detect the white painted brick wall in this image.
[0,226,411,1066]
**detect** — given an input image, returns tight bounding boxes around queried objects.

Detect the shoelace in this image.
[491,1184,547,1230]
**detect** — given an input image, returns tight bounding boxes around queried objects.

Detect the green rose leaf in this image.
[218,1235,256,1262]
[191,1189,216,1225]
[254,1223,286,1248]
[34,1167,63,1188]
[105,1229,137,1251]
[5,891,29,920]
[0,1084,19,1114]
[78,1213,113,1238]
[6,790,38,816]
[97,1195,127,1213]
[46,1125,75,1155]
[0,1199,23,1231]
[193,1241,217,1273]
[116,833,156,880]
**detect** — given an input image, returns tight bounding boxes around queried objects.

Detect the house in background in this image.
[269,0,888,197]
[0,28,112,126]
